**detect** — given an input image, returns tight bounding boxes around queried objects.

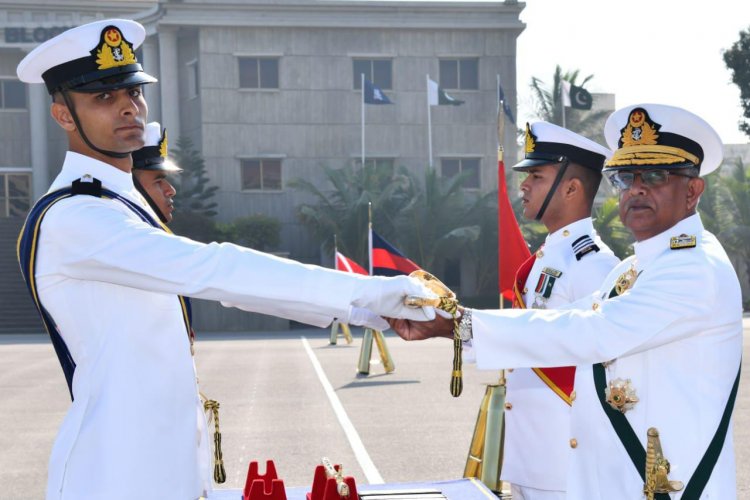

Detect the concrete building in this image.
[0,0,526,331]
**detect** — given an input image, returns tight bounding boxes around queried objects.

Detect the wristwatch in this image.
[456,308,473,342]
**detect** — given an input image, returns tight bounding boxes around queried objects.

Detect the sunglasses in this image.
[607,169,697,191]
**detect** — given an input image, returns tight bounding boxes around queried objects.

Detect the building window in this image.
[352,58,392,90]
[439,58,479,90]
[1,80,27,109]
[354,158,395,169]
[240,159,282,190]
[0,172,31,217]
[441,158,480,189]
[186,60,199,98]
[238,57,279,89]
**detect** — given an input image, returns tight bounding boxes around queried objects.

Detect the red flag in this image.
[498,154,530,302]
[335,251,368,275]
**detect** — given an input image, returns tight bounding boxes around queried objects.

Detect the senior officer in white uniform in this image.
[391,104,742,499]
[503,122,620,500]
[16,20,434,500]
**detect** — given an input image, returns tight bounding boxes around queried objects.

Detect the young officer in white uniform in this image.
[131,122,180,224]
[503,122,620,500]
[16,19,434,500]
[392,104,743,499]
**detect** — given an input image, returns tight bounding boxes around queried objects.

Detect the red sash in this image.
[512,250,575,406]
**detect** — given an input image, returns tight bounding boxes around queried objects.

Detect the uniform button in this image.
[505,402,513,410]
[592,303,600,311]
[522,287,528,294]
[570,390,576,402]
[563,230,570,237]
[536,249,544,258]
[507,368,514,373]
[569,438,578,448]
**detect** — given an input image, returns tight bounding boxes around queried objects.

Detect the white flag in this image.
[427,78,439,106]
[561,80,572,107]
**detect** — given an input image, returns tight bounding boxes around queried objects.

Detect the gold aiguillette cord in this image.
[201,393,227,483]
[405,270,463,397]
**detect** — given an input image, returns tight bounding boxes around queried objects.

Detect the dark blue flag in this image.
[364,78,393,105]
[497,82,515,123]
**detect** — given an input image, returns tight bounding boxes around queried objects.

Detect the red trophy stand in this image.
[243,460,286,500]
[306,462,358,500]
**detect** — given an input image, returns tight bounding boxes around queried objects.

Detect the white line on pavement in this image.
[300,336,384,485]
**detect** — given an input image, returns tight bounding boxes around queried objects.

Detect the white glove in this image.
[351,275,437,321]
[345,306,390,331]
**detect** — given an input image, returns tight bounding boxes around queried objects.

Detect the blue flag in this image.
[364,78,393,105]
[497,81,515,123]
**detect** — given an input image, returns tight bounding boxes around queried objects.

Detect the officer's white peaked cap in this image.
[17,19,156,94]
[514,121,612,172]
[132,122,182,173]
[604,103,723,176]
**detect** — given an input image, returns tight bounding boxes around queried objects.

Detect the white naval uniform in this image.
[503,218,619,498]
[470,214,742,499]
[34,153,389,500]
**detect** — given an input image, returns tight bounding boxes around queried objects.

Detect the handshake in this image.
[346,273,458,341]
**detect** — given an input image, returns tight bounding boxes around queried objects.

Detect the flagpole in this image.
[361,73,366,167]
[496,74,504,310]
[368,202,373,276]
[560,81,566,128]
[426,74,433,169]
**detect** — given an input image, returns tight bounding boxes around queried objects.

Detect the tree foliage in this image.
[171,136,219,218]
[723,27,750,139]
[291,165,499,293]
[290,163,410,266]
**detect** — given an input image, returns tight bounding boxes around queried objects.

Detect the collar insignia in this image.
[619,107,660,148]
[159,129,168,158]
[93,26,137,71]
[670,234,696,250]
[524,122,537,154]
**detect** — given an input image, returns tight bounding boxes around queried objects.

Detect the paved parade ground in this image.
[1,321,749,499]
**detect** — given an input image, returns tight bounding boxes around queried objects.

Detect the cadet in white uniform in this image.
[503,123,620,500]
[16,19,434,500]
[131,121,180,224]
[393,104,742,499]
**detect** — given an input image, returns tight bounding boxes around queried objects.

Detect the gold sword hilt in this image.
[644,427,684,500]
[321,457,350,498]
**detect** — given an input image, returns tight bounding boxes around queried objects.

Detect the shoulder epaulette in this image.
[71,175,102,197]
[670,234,696,250]
[572,234,600,261]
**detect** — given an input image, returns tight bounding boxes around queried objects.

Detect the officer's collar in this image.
[54,151,136,196]
[632,213,703,268]
[544,217,594,248]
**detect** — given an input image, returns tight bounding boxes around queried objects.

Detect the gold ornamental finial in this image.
[644,427,684,500]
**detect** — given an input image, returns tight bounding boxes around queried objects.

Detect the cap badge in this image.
[159,129,168,158]
[93,26,137,71]
[619,107,660,148]
[605,377,639,413]
[524,122,537,154]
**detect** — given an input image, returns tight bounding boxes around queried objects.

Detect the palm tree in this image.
[290,163,410,266]
[592,196,634,259]
[528,65,609,144]
[394,167,484,273]
[708,160,750,304]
